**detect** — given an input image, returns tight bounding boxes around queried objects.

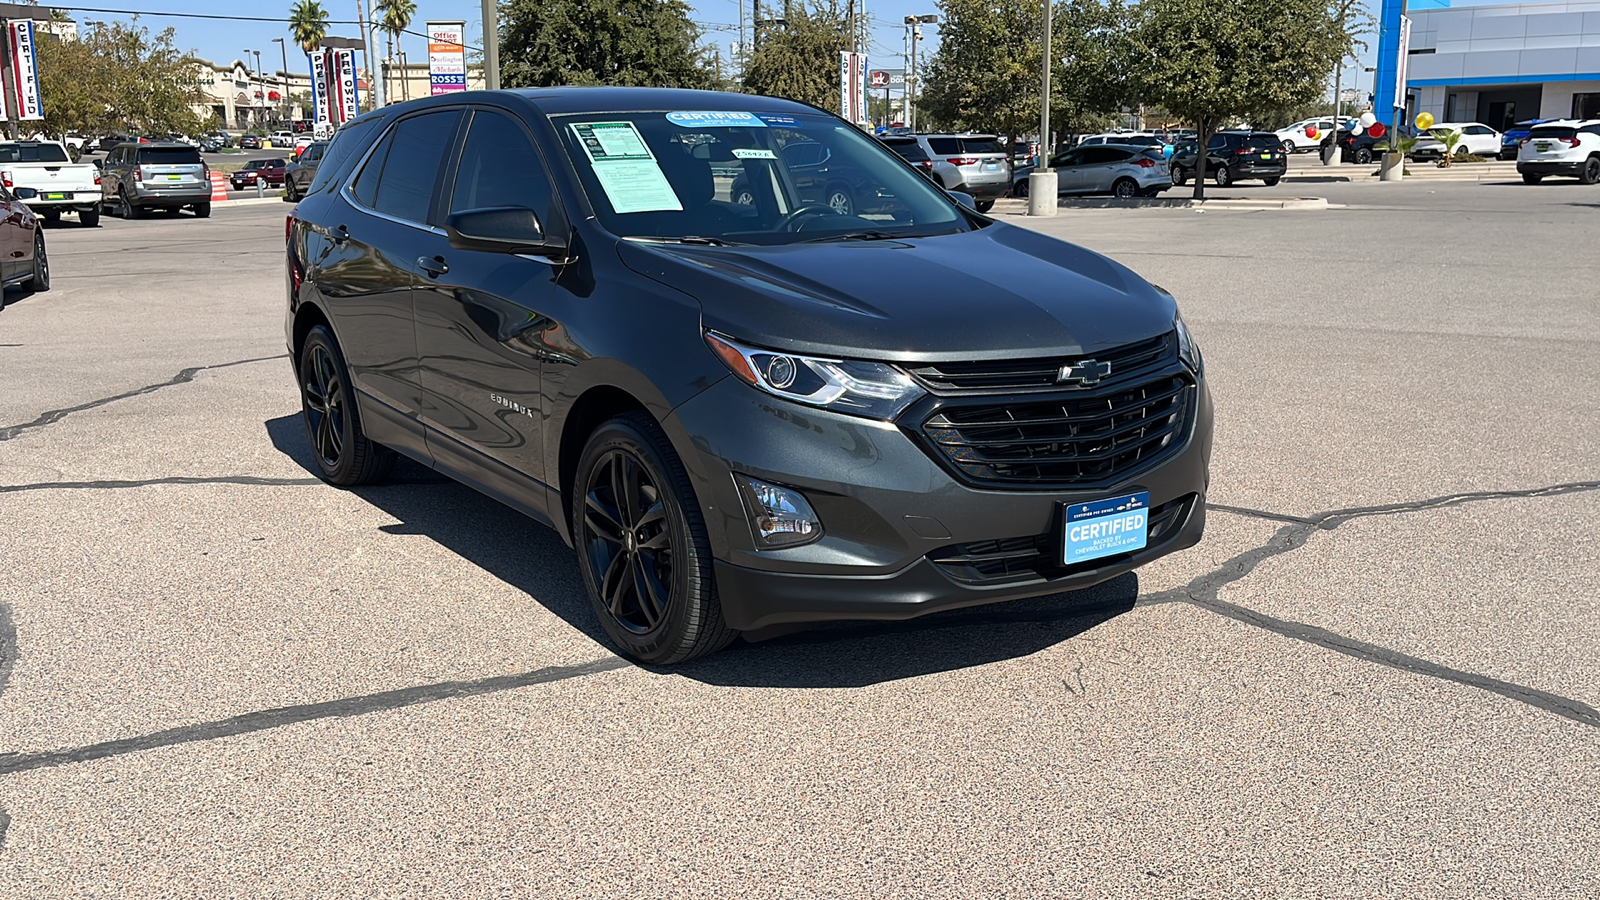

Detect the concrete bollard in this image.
[1027,171,1058,217]
[256,180,264,198]
[1379,152,1404,182]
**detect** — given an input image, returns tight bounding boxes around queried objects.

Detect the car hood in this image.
[616,222,1177,362]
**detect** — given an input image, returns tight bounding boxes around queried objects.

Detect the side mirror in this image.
[445,206,557,255]
[13,187,36,200]
[948,190,977,212]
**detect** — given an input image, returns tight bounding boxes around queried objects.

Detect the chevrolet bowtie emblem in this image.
[1058,359,1111,386]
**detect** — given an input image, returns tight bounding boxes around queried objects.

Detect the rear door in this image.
[135,146,205,191]
[1077,147,1133,193]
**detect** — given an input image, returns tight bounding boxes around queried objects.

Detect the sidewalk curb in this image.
[1045,196,1329,211]
[217,196,291,207]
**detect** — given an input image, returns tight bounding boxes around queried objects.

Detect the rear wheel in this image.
[1214,165,1232,186]
[298,325,396,486]
[1263,176,1281,187]
[79,207,100,227]
[1282,139,1296,154]
[1013,178,1029,198]
[1522,172,1543,185]
[1112,178,1138,199]
[974,199,995,213]
[193,202,211,218]
[1581,156,1600,185]
[573,412,736,664]
[26,232,48,292]
[121,188,145,219]
[41,209,60,224]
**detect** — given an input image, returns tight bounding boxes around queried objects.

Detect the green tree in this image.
[37,20,207,139]
[1130,0,1352,198]
[501,0,715,89]
[741,2,849,109]
[375,0,417,101]
[290,0,331,54]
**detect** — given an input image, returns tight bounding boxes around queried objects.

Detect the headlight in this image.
[1174,313,1202,375]
[704,331,926,420]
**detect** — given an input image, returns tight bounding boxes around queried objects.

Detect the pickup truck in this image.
[0,140,101,226]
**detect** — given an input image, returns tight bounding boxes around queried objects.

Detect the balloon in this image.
[1306,126,1319,140]
[1350,123,1364,136]
[1359,112,1378,128]
[1415,112,1435,130]
[1369,121,1386,138]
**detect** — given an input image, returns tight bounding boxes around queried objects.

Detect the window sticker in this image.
[665,110,766,128]
[569,121,682,214]
[756,114,799,127]
[731,148,778,160]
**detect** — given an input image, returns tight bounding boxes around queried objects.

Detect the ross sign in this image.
[1394,15,1411,110]
[8,20,42,121]
[839,52,868,126]
[426,21,467,95]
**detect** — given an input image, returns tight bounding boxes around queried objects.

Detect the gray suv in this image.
[100,142,212,218]
[903,133,1012,212]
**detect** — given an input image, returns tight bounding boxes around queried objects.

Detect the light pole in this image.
[482,0,500,90]
[244,49,258,130]
[1027,0,1056,215]
[272,38,289,127]
[903,15,936,133]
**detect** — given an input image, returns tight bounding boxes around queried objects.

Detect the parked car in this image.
[879,135,963,194]
[1517,119,1600,184]
[239,134,263,150]
[1274,117,1354,154]
[285,88,1213,664]
[1170,131,1288,186]
[0,182,47,291]
[0,140,102,226]
[99,142,213,218]
[903,133,1013,212]
[270,130,294,147]
[728,138,898,217]
[1011,145,1170,198]
[231,157,288,189]
[284,142,327,200]
[1411,123,1502,160]
[1498,120,1549,160]
[1078,132,1170,156]
[205,131,235,149]
[1333,128,1387,165]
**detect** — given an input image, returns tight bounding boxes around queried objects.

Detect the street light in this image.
[271,37,289,127]
[244,49,258,130]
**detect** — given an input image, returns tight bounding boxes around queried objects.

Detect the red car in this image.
[230,157,287,189]
[0,182,47,294]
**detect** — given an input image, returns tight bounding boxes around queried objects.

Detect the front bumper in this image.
[665,372,1214,631]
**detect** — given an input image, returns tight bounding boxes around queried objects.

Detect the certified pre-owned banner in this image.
[9,20,43,121]
[332,48,359,124]
[309,49,332,125]
[426,21,467,95]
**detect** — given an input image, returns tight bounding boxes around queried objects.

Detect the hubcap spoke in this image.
[585,492,624,542]
[601,547,632,614]
[634,556,667,627]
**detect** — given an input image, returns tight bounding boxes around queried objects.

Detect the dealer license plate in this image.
[1062,492,1150,565]
[167,175,184,181]
[44,192,66,200]
[1535,142,1551,152]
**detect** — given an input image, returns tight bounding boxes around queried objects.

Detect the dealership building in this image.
[1374,0,1600,131]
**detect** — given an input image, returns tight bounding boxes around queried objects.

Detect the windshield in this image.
[554,111,968,246]
[0,143,70,162]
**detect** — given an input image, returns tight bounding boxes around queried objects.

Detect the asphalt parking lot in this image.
[1,177,1597,896]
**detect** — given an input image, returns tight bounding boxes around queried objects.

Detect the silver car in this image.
[905,133,1012,212]
[1012,144,1171,199]
[99,142,213,218]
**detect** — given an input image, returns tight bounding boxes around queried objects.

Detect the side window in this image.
[447,110,554,225]
[350,133,391,207]
[350,110,459,223]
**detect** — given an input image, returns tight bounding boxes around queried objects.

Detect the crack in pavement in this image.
[0,476,322,494]
[0,354,288,443]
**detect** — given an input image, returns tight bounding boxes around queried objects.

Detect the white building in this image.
[1398,1,1600,129]
[191,58,314,129]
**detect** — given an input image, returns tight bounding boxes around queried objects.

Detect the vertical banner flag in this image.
[9,20,43,121]
[838,52,868,125]
[1394,15,1412,110]
[309,49,331,125]
[333,48,359,123]
[427,21,467,95]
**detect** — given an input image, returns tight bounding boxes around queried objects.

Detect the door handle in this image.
[331,224,349,245]
[417,255,448,278]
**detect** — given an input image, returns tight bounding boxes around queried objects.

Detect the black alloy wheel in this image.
[1214,165,1232,186]
[1013,178,1029,198]
[1582,157,1600,185]
[28,232,49,292]
[121,187,144,219]
[573,412,735,664]
[1355,148,1373,165]
[298,325,395,486]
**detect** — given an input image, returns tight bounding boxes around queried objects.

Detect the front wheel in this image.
[1171,165,1188,186]
[1355,148,1373,165]
[26,231,48,292]
[1214,165,1232,187]
[573,412,736,664]
[1282,140,1296,154]
[298,325,396,486]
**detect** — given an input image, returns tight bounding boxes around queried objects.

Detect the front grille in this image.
[907,333,1174,395]
[919,374,1190,487]
[930,494,1194,584]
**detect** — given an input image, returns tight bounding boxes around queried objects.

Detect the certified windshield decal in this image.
[569,121,682,214]
[665,111,766,128]
[731,148,777,160]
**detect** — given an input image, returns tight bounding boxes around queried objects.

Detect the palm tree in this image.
[375,0,417,102]
[289,0,330,55]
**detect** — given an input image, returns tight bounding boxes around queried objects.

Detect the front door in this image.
[415,107,566,517]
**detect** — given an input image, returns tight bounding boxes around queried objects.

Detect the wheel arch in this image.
[554,383,652,544]
[290,299,334,373]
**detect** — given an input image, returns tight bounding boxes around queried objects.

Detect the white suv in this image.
[1517,119,1600,184]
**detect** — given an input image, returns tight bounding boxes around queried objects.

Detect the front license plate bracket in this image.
[1061,491,1151,566]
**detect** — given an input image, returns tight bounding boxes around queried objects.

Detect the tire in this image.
[1263,176,1281,187]
[1522,172,1543,185]
[1111,178,1138,199]
[1013,178,1029,198]
[731,182,754,206]
[286,180,300,202]
[122,188,145,219]
[572,411,736,664]
[193,202,211,218]
[41,209,60,224]
[26,231,48,292]
[825,186,854,216]
[1213,165,1231,187]
[974,199,995,213]
[1171,165,1188,186]
[297,325,396,487]
[1355,148,1373,165]
[1282,139,1296,154]
[1455,145,1472,160]
[1581,156,1600,186]
[79,206,100,227]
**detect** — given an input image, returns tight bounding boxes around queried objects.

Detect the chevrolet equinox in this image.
[285,88,1214,663]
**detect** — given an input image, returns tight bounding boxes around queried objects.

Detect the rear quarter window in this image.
[959,138,1003,154]
[927,138,961,155]
[307,116,387,195]
[882,139,929,162]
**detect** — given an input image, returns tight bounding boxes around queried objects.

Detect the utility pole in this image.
[482,0,500,89]
[356,0,384,107]
[753,0,762,50]
[272,37,290,127]
[1027,0,1056,216]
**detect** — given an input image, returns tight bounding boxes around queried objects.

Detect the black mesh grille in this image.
[907,333,1174,395]
[929,494,1194,584]
[919,374,1190,487]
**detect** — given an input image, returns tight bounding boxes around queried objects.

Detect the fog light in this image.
[735,475,823,549]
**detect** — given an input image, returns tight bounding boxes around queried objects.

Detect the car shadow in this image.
[265,415,1143,688]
